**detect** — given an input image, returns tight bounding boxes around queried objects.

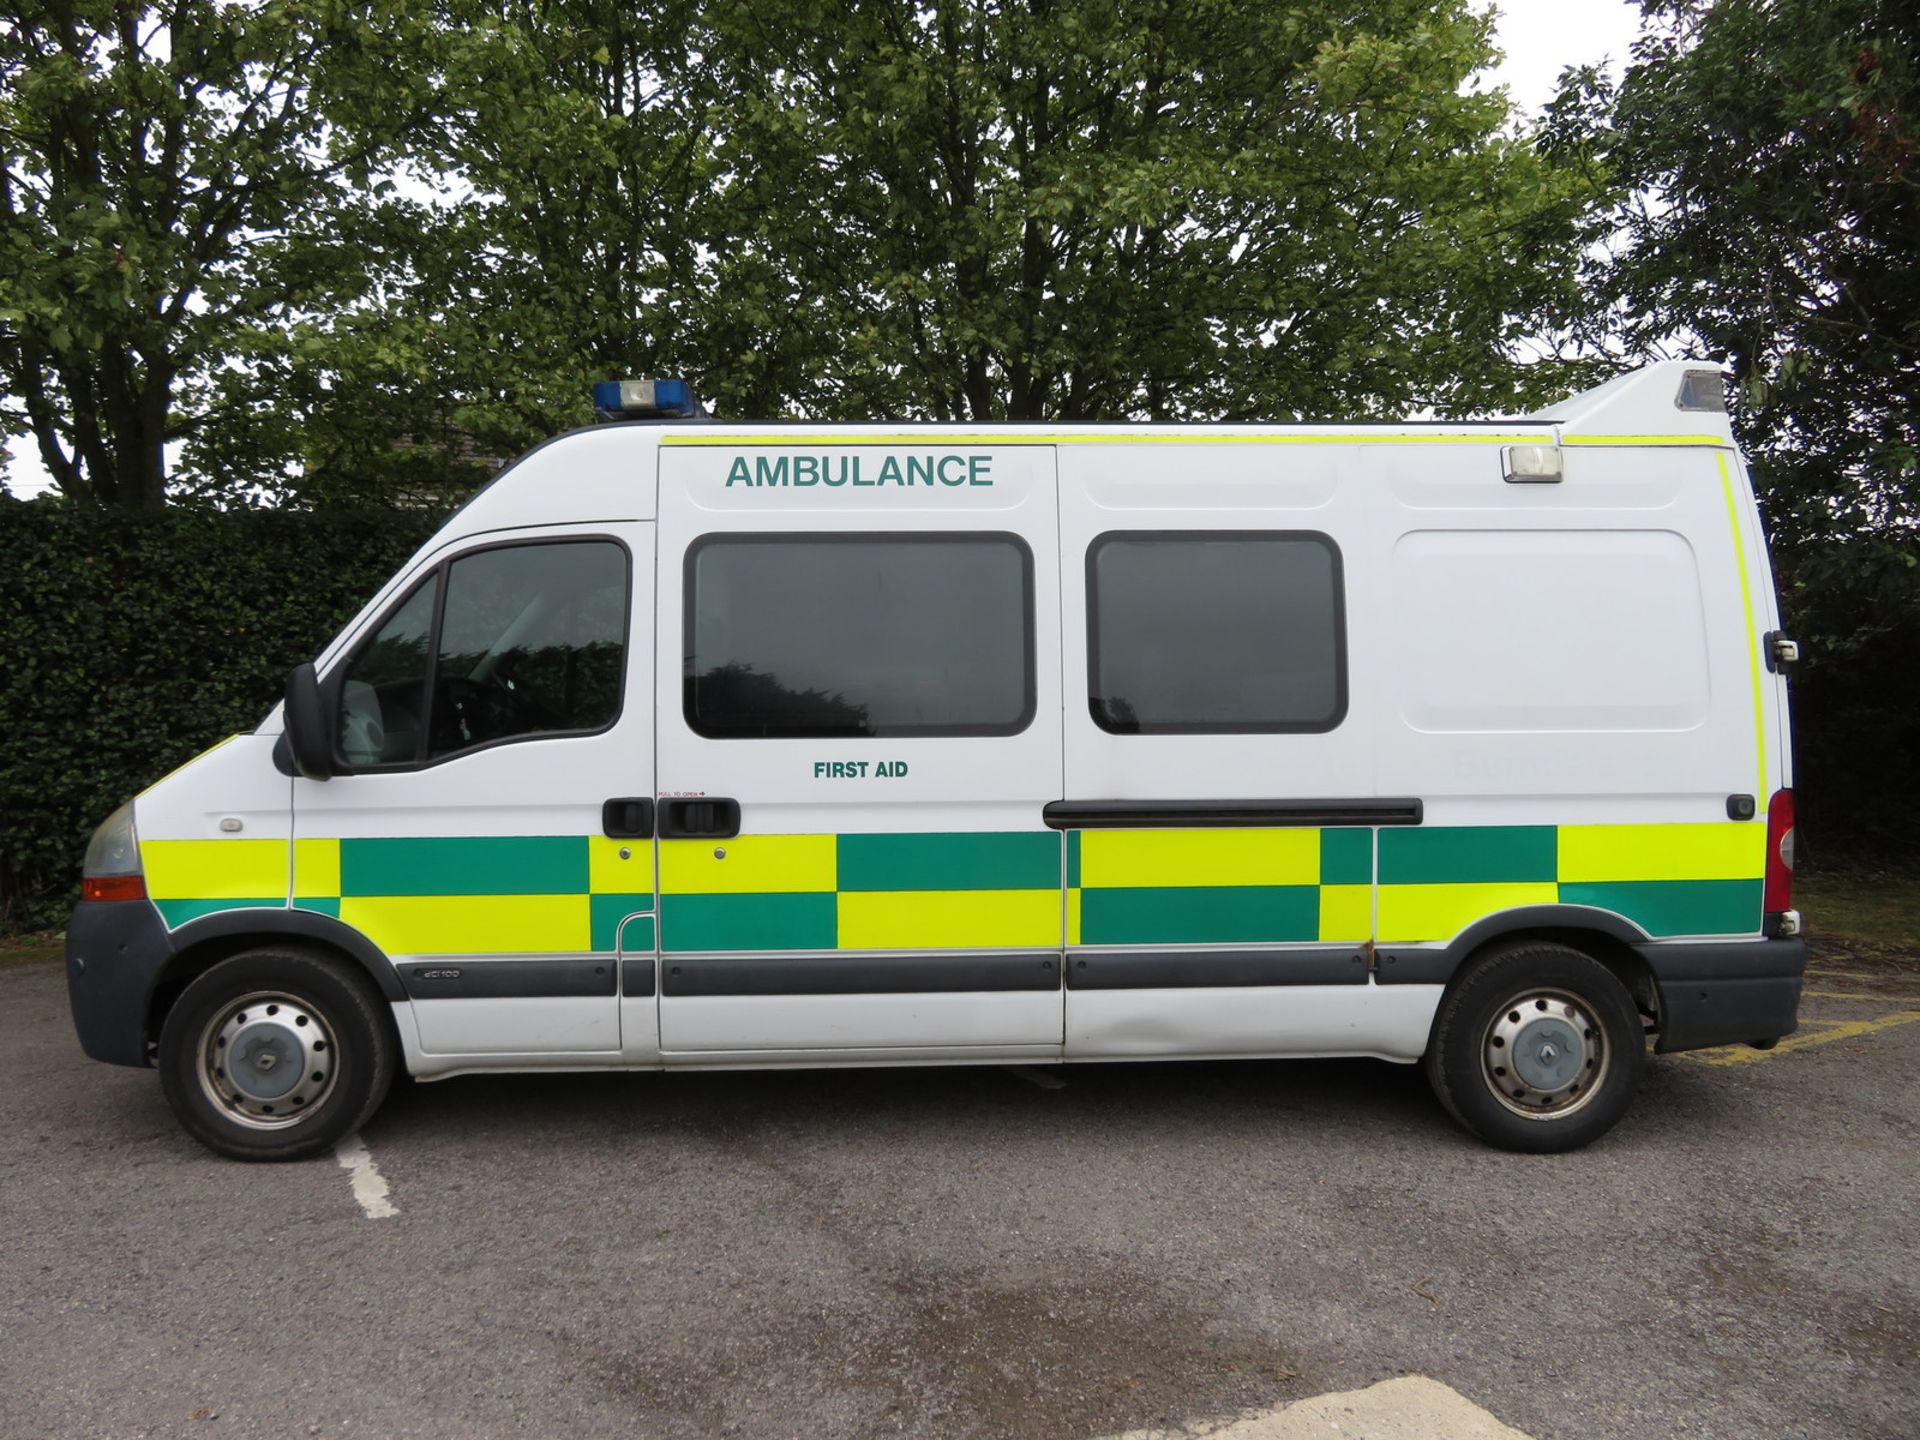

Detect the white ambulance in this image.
[67,363,1804,1159]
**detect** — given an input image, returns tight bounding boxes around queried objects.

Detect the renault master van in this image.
[66,363,1804,1158]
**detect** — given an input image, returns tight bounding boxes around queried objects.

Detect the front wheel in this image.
[158,948,397,1161]
[1424,942,1645,1153]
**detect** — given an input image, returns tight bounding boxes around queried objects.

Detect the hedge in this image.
[0,502,441,931]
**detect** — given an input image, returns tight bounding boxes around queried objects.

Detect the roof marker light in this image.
[592,378,705,421]
[1502,445,1563,483]
[1675,368,1728,412]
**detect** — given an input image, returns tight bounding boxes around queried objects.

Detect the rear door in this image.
[653,438,1064,1057]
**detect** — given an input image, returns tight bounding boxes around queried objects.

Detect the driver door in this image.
[292,525,657,1062]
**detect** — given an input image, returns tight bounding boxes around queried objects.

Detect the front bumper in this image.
[66,899,176,1067]
[1641,937,1806,1054]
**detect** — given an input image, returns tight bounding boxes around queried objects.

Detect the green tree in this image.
[1567,0,1920,855]
[0,1,438,509]
[688,0,1602,422]
[319,0,1604,462]
[1569,0,1920,542]
[273,0,719,506]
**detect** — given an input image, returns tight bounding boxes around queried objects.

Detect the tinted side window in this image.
[686,534,1034,739]
[1088,532,1345,734]
[337,539,629,767]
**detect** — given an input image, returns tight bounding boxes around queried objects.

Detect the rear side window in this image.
[685,533,1035,738]
[338,538,629,767]
[1087,531,1346,734]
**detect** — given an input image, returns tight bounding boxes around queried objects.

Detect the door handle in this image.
[659,798,741,839]
[602,797,655,839]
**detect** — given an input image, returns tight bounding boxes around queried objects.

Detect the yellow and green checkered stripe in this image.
[659,831,1061,950]
[143,839,290,929]
[1376,823,1766,942]
[144,836,656,955]
[141,820,1769,958]
[655,827,1374,951]
[1066,828,1372,945]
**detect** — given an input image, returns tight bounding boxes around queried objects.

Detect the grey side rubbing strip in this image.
[1373,951,1457,985]
[1068,949,1369,989]
[401,959,617,1000]
[663,953,1061,997]
[1044,798,1422,829]
[621,959,657,997]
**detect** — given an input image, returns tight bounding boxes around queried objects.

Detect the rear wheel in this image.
[1424,941,1644,1152]
[159,947,396,1161]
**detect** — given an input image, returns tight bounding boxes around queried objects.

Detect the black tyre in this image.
[1424,941,1644,1153]
[158,947,397,1162]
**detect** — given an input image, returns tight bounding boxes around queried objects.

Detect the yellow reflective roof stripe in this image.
[1719,451,1770,798]
[662,431,1559,447]
[1562,435,1729,447]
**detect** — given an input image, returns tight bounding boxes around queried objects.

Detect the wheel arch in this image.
[146,910,404,1059]
[1424,906,1662,1030]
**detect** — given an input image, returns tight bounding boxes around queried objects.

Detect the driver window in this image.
[336,539,628,768]
[427,541,628,758]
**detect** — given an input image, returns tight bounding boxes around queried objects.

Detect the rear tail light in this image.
[1764,789,1794,913]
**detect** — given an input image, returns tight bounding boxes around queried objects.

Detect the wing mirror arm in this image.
[283,663,336,781]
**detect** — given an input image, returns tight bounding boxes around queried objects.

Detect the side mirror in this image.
[284,663,335,781]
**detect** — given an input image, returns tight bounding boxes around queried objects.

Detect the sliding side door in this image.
[1057,441,1431,1060]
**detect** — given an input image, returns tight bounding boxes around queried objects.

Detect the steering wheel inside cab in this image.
[430,672,566,753]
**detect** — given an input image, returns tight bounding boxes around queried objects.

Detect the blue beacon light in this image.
[592,378,702,420]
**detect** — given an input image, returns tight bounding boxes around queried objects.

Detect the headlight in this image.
[81,802,145,901]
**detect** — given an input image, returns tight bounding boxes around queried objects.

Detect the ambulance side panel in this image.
[1369,442,1770,962]
[1055,438,1443,1059]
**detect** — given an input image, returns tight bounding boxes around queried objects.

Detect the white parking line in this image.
[1105,1376,1536,1440]
[333,1135,398,1219]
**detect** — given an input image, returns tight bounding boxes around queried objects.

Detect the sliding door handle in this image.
[659,798,741,839]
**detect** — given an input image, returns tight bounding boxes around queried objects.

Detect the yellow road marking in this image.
[1803,988,1920,1004]
[1681,1010,1920,1065]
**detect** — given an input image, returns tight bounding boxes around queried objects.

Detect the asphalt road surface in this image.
[2,947,1916,1440]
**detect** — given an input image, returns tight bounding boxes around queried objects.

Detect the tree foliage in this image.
[1565,0,1920,856]
[3,1,1607,504]
[275,0,718,507]
[0,1,438,509]
[1571,0,1920,544]
[688,0,1602,424]
[293,0,1606,484]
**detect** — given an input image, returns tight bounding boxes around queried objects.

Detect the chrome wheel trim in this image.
[1480,988,1609,1122]
[196,991,340,1131]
